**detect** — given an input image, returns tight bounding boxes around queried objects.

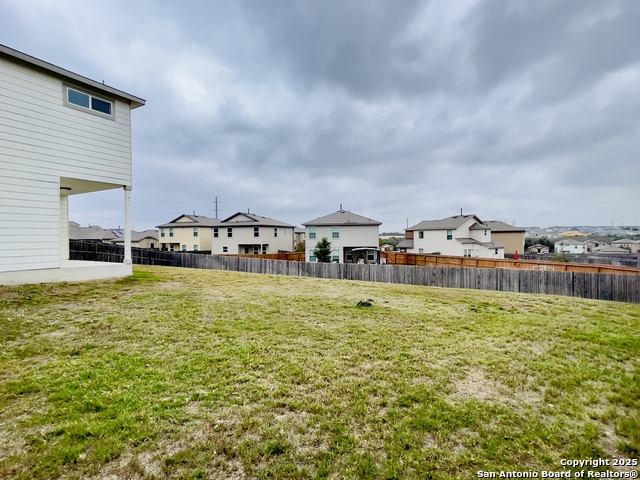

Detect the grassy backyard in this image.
[1,265,639,479]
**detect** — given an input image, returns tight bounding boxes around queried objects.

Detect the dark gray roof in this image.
[0,44,145,109]
[157,215,223,228]
[221,212,295,228]
[303,210,382,226]
[112,230,158,243]
[407,214,485,231]
[397,239,414,249]
[69,225,117,241]
[484,221,526,233]
[456,238,504,248]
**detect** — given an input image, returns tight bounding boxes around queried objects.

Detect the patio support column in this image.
[124,185,132,265]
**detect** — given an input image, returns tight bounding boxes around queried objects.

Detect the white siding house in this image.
[0,44,145,285]
[303,209,382,263]
[405,214,504,259]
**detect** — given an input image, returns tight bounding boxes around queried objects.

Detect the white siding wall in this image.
[0,56,133,273]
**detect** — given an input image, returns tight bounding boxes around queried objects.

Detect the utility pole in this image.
[210,197,222,219]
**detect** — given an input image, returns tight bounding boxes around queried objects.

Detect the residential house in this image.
[111,230,158,249]
[211,212,295,255]
[526,244,550,254]
[404,214,504,259]
[611,239,640,253]
[484,221,525,255]
[592,245,634,255]
[0,44,145,285]
[69,223,118,243]
[303,209,382,263]
[157,215,221,252]
[554,238,589,254]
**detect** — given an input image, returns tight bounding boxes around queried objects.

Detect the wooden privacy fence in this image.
[382,251,640,275]
[69,242,640,303]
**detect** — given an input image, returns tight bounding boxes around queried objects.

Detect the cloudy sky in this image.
[2,0,639,232]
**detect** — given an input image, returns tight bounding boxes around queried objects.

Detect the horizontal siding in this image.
[0,57,132,186]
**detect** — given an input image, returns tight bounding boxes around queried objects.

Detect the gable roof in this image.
[0,44,145,109]
[484,221,526,233]
[157,215,223,228]
[407,214,485,231]
[112,230,158,243]
[303,210,382,227]
[221,212,295,228]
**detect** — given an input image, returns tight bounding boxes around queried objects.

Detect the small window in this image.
[160,228,165,238]
[332,249,339,262]
[484,230,487,236]
[66,86,113,117]
[253,246,259,254]
[367,250,375,261]
[244,247,249,254]
[169,244,175,252]
[262,245,267,254]
[418,231,424,239]
[309,226,316,239]
[181,245,186,251]
[419,248,424,253]
[213,227,219,238]
[274,227,278,237]
[169,228,174,237]
[254,227,259,238]
[309,250,316,262]
[332,226,340,239]
[194,245,198,251]
[227,227,233,238]
[150,243,155,249]
[223,246,228,253]
[193,227,198,237]
[446,230,452,240]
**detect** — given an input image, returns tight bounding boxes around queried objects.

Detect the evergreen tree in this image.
[313,237,332,263]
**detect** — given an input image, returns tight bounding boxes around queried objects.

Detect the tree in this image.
[313,237,332,263]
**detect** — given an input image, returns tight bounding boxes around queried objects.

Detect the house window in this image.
[254,227,259,238]
[262,245,267,254]
[169,228,174,237]
[419,248,424,253]
[495,249,498,255]
[194,245,198,251]
[193,227,198,237]
[332,249,339,262]
[418,231,424,239]
[345,249,353,263]
[274,227,278,237]
[332,226,340,239]
[367,250,375,262]
[464,249,471,257]
[150,243,155,249]
[484,230,487,236]
[446,230,452,240]
[309,226,316,239]
[244,247,250,254]
[309,250,316,262]
[65,86,113,117]
[169,244,175,252]
[160,228,165,237]
[253,246,259,254]
[181,245,187,251]
[213,228,219,238]
[223,246,228,253]
[227,227,233,238]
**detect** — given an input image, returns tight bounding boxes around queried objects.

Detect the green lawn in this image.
[1,265,638,479]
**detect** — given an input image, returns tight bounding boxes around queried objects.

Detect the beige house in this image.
[484,221,525,255]
[404,214,504,259]
[111,230,158,249]
[0,44,145,285]
[211,212,295,254]
[303,209,382,263]
[526,244,550,254]
[611,239,640,253]
[157,215,221,252]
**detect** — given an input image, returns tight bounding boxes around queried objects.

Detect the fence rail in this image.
[69,242,640,304]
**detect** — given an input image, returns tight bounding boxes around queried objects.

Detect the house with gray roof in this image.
[212,212,296,255]
[403,214,504,258]
[303,209,382,263]
[483,221,526,256]
[157,214,222,252]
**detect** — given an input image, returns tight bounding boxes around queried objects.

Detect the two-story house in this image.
[303,209,382,263]
[0,44,145,285]
[404,214,504,258]
[157,215,221,252]
[211,212,295,254]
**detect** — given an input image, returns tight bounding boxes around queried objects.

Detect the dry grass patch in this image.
[0,265,638,479]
